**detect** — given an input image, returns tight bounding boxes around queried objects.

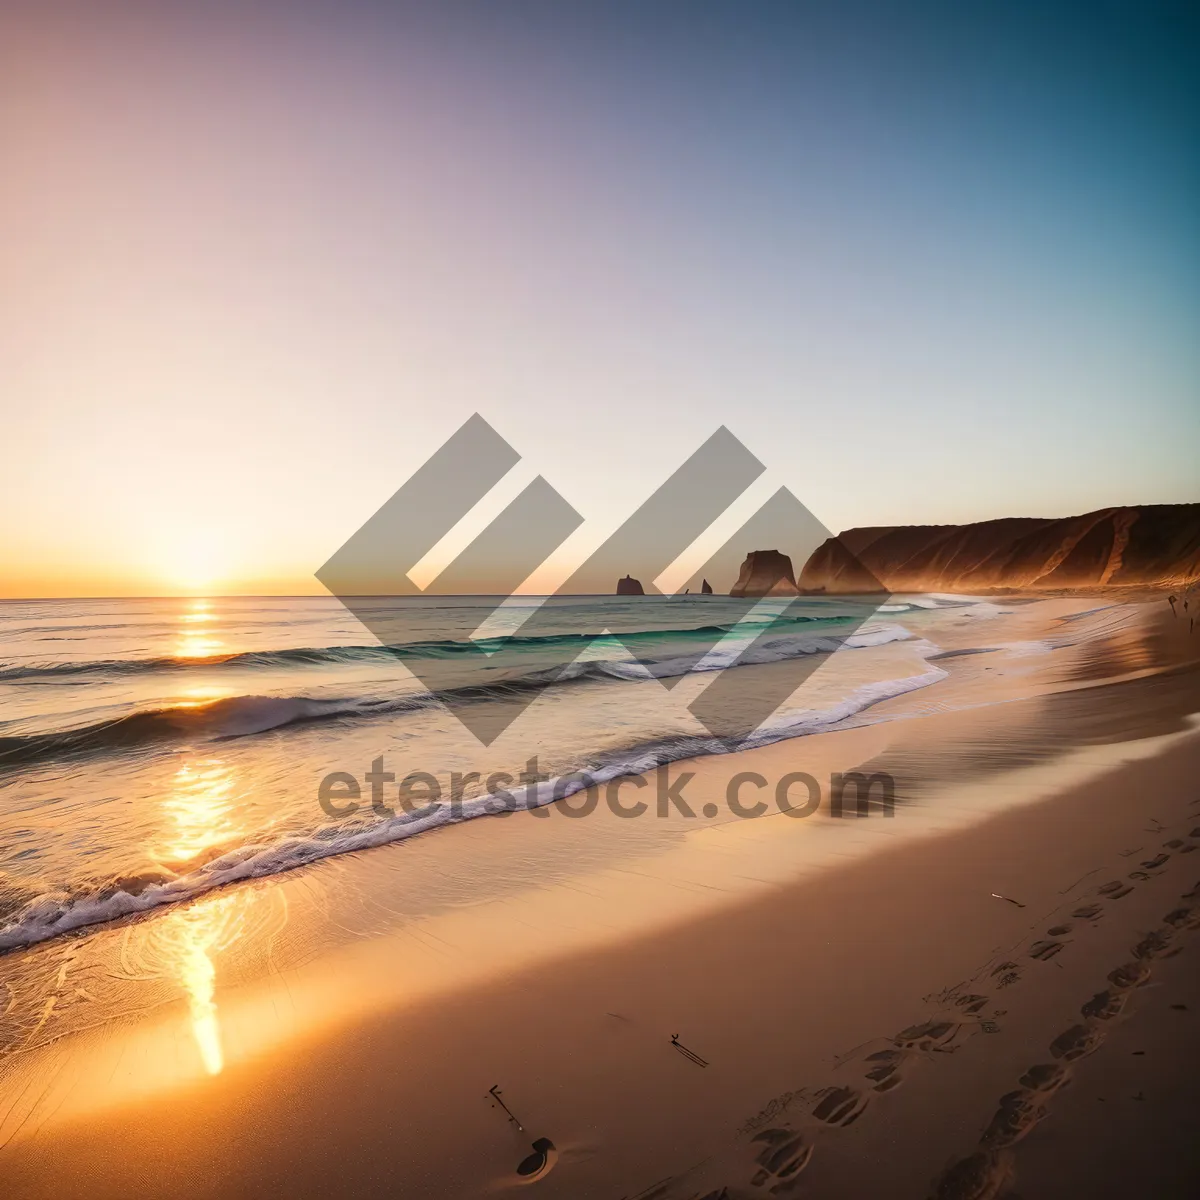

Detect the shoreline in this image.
[5,591,1188,959]
[4,727,1199,1198]
[0,609,1197,1196]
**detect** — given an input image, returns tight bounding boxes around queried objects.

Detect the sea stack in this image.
[730,550,800,597]
[616,575,645,595]
[700,578,713,594]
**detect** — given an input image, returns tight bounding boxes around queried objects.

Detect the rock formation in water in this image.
[797,504,1200,593]
[616,575,645,595]
[700,578,713,594]
[730,550,800,597]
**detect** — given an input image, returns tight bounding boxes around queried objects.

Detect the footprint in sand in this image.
[863,1049,906,1093]
[1129,870,1152,881]
[893,1020,960,1053]
[1163,906,1200,930]
[1049,1023,1105,1062]
[1164,839,1185,850]
[1081,988,1128,1021]
[515,1138,557,1181]
[1141,853,1170,870]
[1072,903,1104,922]
[1018,1062,1070,1094]
[1107,959,1152,990]
[811,1085,869,1127]
[1132,929,1174,960]
[748,1127,814,1193]
[930,1149,1012,1200]
[952,993,989,1015]
[990,961,1022,989]
[1046,922,1073,937]
[1028,939,1065,961]
[1098,880,1134,899]
[979,1089,1049,1148]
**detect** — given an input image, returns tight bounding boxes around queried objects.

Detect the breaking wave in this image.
[0,625,917,767]
[0,657,946,955]
[0,612,862,681]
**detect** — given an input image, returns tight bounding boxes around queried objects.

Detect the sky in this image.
[2,0,1198,597]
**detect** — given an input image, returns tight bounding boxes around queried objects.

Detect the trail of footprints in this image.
[639,821,1200,1200]
[930,872,1200,1199]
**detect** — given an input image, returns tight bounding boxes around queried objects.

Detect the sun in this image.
[163,535,227,594]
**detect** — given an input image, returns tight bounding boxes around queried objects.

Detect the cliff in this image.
[730,549,800,597]
[616,575,645,595]
[798,504,1200,594]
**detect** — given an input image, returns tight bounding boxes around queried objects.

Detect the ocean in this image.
[0,593,986,954]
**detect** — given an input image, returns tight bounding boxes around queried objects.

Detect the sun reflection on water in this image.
[158,758,241,866]
[175,599,225,658]
[170,685,236,709]
[141,882,289,1078]
[168,892,243,1075]
[148,756,254,1075]
[175,635,226,658]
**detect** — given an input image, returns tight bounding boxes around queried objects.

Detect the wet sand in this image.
[2,597,1199,1198]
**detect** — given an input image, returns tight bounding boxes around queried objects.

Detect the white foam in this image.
[0,646,949,955]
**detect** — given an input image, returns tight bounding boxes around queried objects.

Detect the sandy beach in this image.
[1,595,1198,1199]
